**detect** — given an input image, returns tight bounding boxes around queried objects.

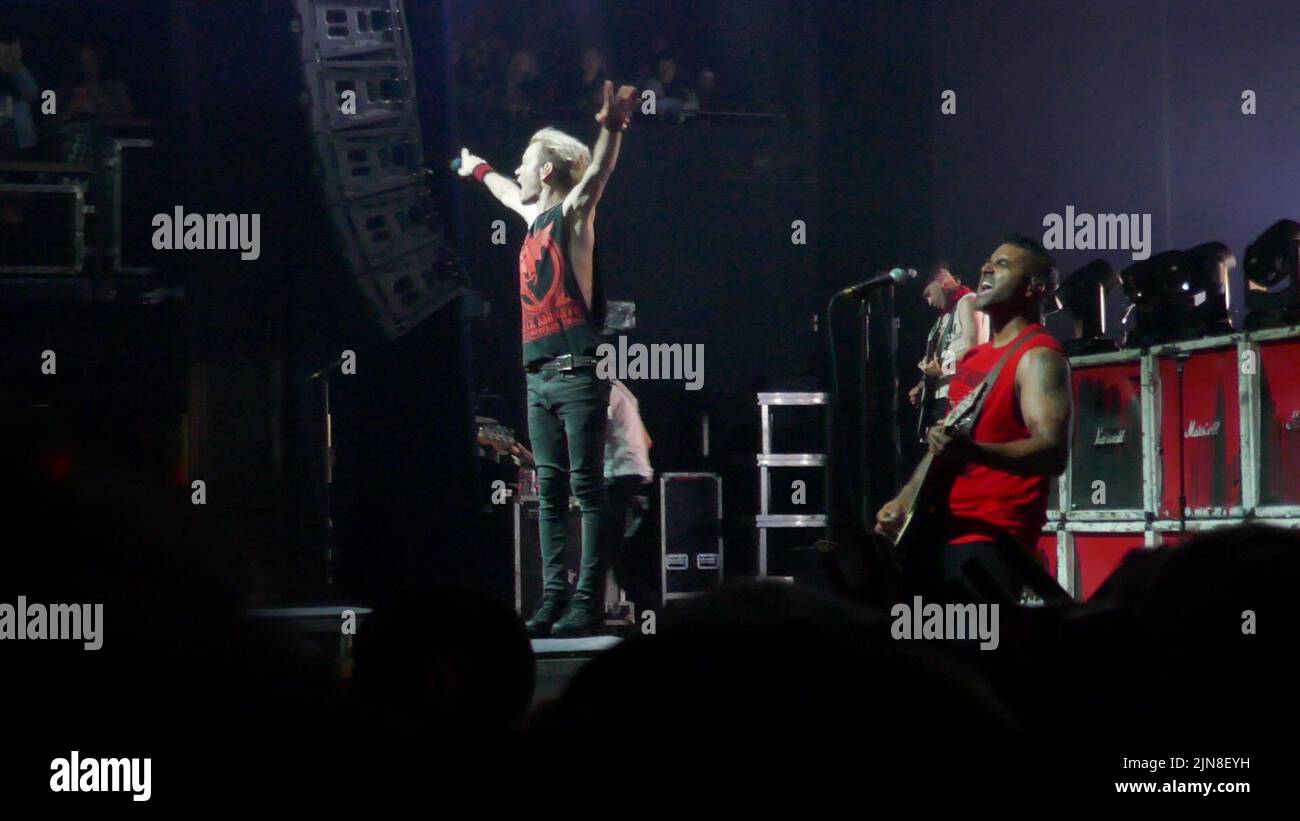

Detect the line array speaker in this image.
[292,0,457,339]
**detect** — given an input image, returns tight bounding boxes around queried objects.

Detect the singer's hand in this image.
[595,81,638,130]
[457,148,486,178]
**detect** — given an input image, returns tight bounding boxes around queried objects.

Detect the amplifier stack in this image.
[1046,325,1300,599]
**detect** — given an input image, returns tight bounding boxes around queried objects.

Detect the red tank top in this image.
[942,323,1062,551]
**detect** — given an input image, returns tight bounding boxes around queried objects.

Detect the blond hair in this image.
[529,127,591,191]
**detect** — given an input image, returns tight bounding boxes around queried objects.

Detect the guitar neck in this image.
[905,450,936,513]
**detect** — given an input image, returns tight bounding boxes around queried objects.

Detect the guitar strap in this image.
[944,328,1047,430]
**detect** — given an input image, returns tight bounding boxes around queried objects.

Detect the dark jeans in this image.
[526,367,613,598]
[904,538,1070,605]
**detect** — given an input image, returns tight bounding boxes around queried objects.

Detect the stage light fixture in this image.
[1243,219,1300,329]
[1120,249,1185,347]
[1119,242,1238,346]
[1179,240,1236,337]
[1059,258,1120,355]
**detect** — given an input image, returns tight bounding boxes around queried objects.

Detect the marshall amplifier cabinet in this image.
[1064,528,1147,601]
[1067,356,1145,515]
[1256,333,1300,513]
[1155,343,1243,517]
[1037,530,1061,583]
[660,472,723,604]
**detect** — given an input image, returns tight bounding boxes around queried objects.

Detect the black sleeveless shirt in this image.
[519,202,605,367]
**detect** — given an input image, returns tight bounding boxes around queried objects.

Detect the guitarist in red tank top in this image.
[876,234,1074,604]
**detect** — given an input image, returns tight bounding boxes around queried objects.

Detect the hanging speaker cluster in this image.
[293,0,457,339]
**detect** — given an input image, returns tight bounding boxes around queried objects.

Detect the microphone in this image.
[834,267,917,298]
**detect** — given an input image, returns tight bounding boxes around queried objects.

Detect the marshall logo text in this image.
[1185,420,1222,439]
[1093,427,1127,446]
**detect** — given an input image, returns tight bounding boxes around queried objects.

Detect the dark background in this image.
[1,0,1295,606]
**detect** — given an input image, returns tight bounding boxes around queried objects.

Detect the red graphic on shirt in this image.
[519,220,584,343]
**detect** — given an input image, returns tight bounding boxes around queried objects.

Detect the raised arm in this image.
[564,82,637,219]
[457,147,538,224]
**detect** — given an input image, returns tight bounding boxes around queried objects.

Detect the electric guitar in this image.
[883,377,988,560]
[820,378,990,607]
[915,312,954,442]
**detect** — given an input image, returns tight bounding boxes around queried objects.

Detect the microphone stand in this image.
[303,347,375,594]
[822,280,902,603]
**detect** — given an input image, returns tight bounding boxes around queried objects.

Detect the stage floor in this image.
[530,635,621,655]
[531,635,622,702]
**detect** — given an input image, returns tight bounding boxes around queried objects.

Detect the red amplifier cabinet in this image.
[1068,359,1145,514]
[1036,531,1059,581]
[1156,345,1242,517]
[1066,530,1146,601]
[1257,335,1300,512]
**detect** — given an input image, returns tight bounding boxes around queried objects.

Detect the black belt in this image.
[525,354,599,373]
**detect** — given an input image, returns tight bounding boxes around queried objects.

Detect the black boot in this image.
[525,590,570,637]
[550,592,603,637]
